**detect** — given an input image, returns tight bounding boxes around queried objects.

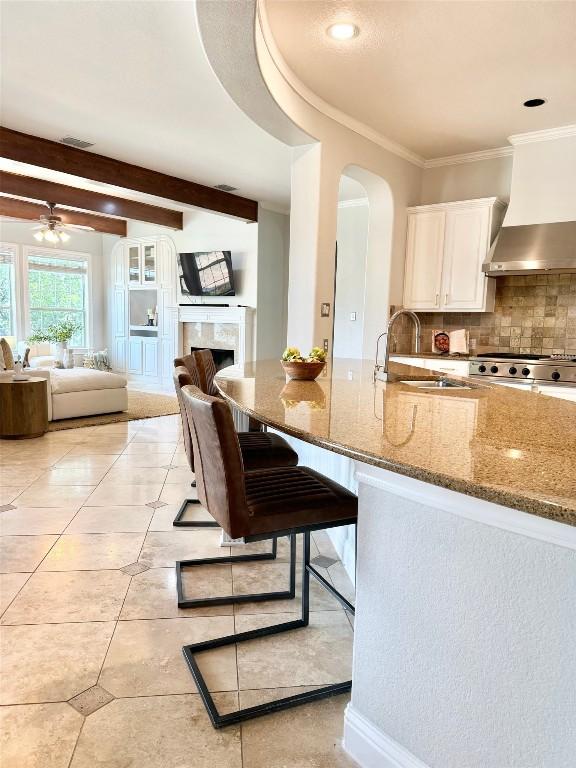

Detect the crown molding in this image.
[256,1,425,169]
[424,145,513,168]
[338,197,369,209]
[508,124,576,145]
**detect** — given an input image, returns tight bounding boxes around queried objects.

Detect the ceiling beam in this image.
[0,126,259,222]
[0,196,127,236]
[0,170,183,230]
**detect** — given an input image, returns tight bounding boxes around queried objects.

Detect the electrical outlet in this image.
[323,339,329,353]
[350,312,357,321]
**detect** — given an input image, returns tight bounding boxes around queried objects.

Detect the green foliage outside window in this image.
[0,263,13,336]
[28,258,87,346]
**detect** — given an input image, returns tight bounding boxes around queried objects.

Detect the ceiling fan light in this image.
[44,229,59,244]
[59,231,71,243]
[33,230,45,242]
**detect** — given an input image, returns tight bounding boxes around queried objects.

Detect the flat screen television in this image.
[178,251,235,297]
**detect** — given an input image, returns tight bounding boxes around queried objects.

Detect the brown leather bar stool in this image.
[179,385,357,728]
[173,365,300,605]
[172,358,298,527]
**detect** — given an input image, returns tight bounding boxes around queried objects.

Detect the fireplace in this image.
[179,306,254,368]
[190,346,234,372]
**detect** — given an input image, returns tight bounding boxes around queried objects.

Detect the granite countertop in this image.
[215,358,576,527]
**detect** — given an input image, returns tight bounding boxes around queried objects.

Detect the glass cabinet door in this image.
[128,246,141,283]
[143,244,157,284]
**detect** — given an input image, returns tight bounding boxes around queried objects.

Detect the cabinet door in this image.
[143,339,158,377]
[403,211,445,310]
[441,207,490,311]
[128,245,141,284]
[127,338,143,374]
[142,244,157,285]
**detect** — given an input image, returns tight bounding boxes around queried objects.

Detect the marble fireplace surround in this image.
[178,305,254,367]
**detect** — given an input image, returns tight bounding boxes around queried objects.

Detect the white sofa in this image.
[23,368,128,421]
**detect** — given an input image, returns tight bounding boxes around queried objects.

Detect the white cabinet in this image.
[128,242,158,286]
[127,338,143,375]
[403,211,445,310]
[403,198,506,312]
[109,235,177,385]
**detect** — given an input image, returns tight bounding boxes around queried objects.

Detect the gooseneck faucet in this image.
[374,309,421,381]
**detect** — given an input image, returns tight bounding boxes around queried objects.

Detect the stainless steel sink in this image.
[401,379,470,390]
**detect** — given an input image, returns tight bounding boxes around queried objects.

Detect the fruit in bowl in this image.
[281,346,326,380]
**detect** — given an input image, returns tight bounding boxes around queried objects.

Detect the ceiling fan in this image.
[31,201,95,243]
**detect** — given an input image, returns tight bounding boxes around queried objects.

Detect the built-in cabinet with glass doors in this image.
[109,236,178,385]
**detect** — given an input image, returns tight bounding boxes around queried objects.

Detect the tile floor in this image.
[0,415,356,768]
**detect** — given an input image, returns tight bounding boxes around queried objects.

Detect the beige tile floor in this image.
[0,415,356,768]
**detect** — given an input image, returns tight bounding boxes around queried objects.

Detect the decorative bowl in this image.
[281,360,326,381]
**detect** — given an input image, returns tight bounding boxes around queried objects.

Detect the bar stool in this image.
[172,360,298,527]
[174,367,302,609]
[180,385,357,728]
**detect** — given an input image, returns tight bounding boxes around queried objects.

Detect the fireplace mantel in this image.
[178,305,254,365]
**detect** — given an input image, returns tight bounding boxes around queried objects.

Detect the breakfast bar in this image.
[216,358,576,768]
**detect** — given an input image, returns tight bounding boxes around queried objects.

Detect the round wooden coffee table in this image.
[0,377,49,439]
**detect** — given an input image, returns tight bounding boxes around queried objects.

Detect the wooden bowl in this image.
[281,360,325,381]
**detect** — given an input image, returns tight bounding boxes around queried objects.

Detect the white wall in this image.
[420,155,513,205]
[0,220,108,349]
[256,207,290,359]
[505,134,576,225]
[333,201,369,358]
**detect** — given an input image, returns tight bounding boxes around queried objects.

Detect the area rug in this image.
[47,390,179,431]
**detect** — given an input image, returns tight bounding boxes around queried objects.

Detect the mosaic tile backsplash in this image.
[393,274,576,356]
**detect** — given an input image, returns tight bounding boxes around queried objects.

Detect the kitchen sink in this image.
[401,379,471,390]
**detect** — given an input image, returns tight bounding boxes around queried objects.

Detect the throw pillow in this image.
[0,338,14,370]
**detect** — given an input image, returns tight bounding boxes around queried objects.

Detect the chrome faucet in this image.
[374,309,421,381]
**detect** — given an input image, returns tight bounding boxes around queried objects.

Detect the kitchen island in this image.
[216,358,576,768]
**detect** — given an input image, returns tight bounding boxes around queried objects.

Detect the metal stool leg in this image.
[172,497,219,528]
[176,535,295,608]
[181,530,353,728]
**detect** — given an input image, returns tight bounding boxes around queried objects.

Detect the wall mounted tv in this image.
[178,251,235,297]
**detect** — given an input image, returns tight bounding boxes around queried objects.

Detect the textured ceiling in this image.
[265,0,576,159]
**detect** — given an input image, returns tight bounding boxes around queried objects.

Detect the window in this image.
[27,252,89,347]
[0,246,16,337]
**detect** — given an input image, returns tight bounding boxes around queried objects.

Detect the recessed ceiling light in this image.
[327,23,359,41]
[523,98,546,108]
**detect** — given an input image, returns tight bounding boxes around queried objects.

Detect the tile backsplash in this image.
[393,274,576,356]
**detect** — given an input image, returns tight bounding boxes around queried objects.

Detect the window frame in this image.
[0,242,19,339]
[22,246,93,351]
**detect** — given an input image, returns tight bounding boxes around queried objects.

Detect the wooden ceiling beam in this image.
[0,126,258,222]
[0,170,182,229]
[0,196,127,236]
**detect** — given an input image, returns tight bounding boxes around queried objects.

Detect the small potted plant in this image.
[281,346,327,380]
[28,319,81,369]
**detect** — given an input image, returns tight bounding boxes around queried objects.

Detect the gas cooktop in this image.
[470,353,576,384]
[476,353,576,362]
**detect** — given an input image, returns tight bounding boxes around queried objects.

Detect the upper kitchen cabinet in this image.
[403,198,506,312]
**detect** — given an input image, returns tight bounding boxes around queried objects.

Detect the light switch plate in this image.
[350,312,357,321]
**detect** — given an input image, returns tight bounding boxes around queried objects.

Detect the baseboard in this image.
[343,705,430,768]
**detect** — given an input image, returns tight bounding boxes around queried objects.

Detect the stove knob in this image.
[478,365,486,373]
[522,368,531,376]
[509,366,517,375]
[551,371,561,381]
[490,365,499,374]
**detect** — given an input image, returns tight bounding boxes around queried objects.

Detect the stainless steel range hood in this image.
[483,221,576,276]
